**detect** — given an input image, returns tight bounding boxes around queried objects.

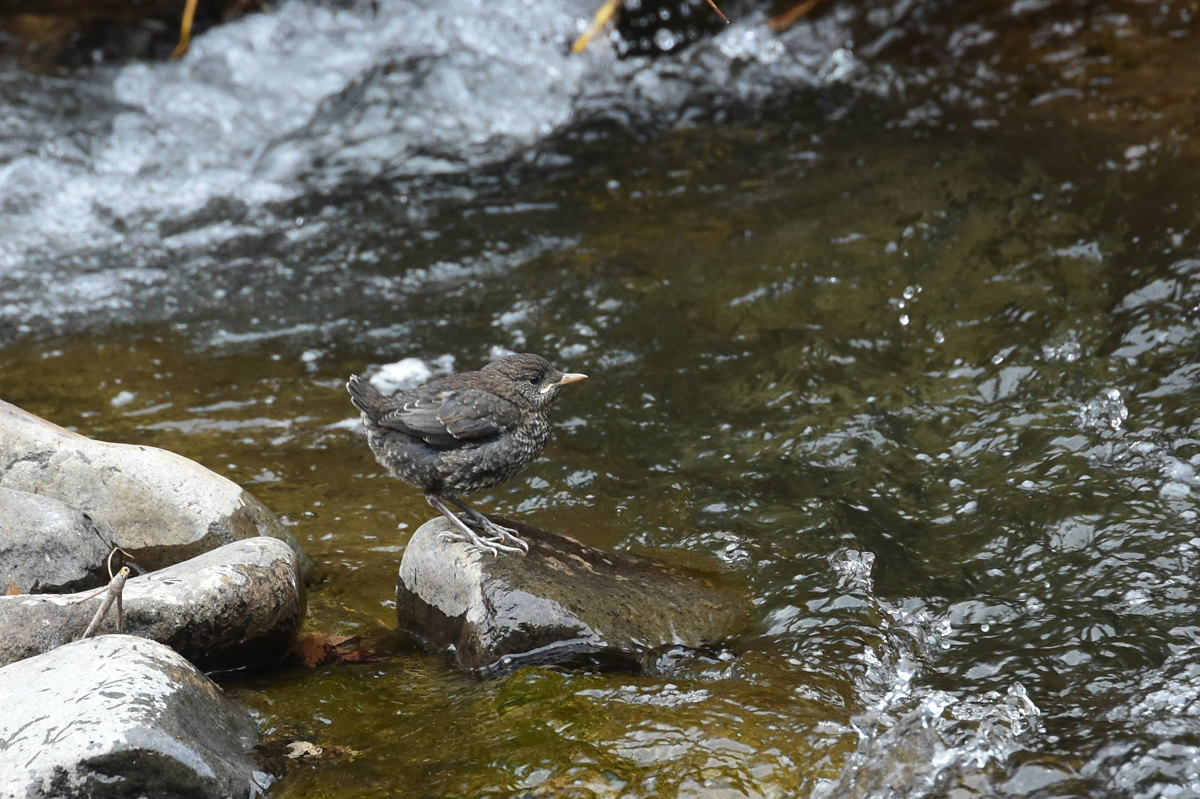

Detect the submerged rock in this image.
[0,486,113,593]
[0,398,313,577]
[0,634,268,799]
[0,536,305,671]
[396,517,746,675]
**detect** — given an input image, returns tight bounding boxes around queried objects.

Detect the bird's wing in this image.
[438,389,522,440]
[374,388,518,446]
[375,394,461,447]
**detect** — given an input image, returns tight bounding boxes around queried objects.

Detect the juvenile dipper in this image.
[347,353,587,555]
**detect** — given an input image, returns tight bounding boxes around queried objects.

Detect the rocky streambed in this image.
[0,398,745,796]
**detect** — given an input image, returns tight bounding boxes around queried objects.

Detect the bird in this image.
[347,353,587,556]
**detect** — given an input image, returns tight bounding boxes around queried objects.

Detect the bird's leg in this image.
[425,493,523,556]
[446,496,530,554]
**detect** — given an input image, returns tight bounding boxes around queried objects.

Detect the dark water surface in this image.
[2,0,1199,796]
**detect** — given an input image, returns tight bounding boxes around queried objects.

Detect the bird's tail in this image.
[346,374,385,420]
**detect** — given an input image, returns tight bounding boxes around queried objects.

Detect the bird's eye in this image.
[528,376,540,386]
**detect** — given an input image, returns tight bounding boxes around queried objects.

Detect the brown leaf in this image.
[292,632,385,667]
[6,583,21,595]
[334,647,385,664]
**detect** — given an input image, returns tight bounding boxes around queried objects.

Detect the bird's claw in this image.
[470,520,529,553]
[428,493,529,556]
[438,529,522,556]
[457,507,531,553]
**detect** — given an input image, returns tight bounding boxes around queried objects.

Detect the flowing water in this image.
[2,0,1199,796]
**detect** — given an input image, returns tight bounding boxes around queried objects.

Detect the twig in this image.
[71,567,132,639]
[572,0,624,54]
[704,0,729,25]
[572,0,729,54]
[769,0,823,33]
[172,0,201,59]
[106,546,134,580]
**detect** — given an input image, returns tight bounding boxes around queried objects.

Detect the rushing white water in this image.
[0,0,862,342]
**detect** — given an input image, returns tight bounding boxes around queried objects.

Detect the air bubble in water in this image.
[653,28,679,51]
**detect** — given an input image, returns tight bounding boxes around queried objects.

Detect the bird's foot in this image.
[451,501,530,554]
[427,493,526,556]
[437,528,524,556]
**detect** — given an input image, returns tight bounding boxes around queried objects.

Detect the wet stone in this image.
[396,517,747,675]
[0,536,305,671]
[0,398,313,577]
[0,634,268,799]
[0,486,113,594]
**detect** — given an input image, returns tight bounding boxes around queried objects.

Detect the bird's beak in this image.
[541,372,588,393]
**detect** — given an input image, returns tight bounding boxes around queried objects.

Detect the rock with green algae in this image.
[396,517,748,675]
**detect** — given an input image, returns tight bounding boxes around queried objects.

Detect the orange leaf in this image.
[292,632,384,667]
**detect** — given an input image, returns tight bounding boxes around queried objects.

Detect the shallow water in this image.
[2,0,1199,796]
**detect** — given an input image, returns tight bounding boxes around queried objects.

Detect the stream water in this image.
[2,0,1199,796]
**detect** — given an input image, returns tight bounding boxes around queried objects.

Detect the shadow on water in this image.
[2,0,1200,796]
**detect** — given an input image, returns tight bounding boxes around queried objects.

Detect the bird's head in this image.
[485,353,587,408]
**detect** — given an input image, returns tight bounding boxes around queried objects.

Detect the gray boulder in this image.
[0,486,113,593]
[0,536,305,671]
[0,398,312,576]
[0,634,268,799]
[396,517,746,674]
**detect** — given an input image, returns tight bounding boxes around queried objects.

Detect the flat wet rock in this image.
[0,398,313,577]
[396,517,747,675]
[0,634,267,799]
[0,536,305,671]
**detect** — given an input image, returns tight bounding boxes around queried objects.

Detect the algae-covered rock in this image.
[396,517,747,675]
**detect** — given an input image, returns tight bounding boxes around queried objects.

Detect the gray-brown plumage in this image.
[347,353,587,555]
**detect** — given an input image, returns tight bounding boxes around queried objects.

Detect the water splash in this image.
[819,683,1042,799]
[1078,388,1128,432]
